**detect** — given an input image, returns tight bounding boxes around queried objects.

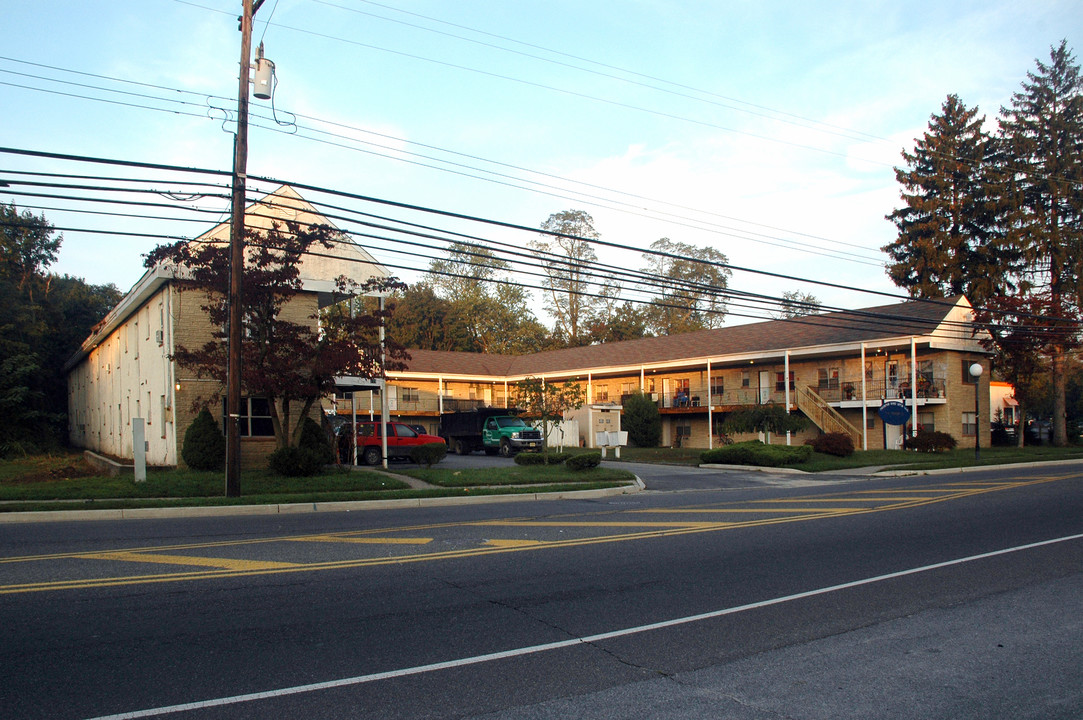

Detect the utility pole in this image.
[226,0,257,497]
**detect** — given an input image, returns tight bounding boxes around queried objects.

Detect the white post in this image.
[379,296,388,469]
[784,351,791,446]
[351,391,358,466]
[910,337,918,438]
[860,343,868,450]
[587,373,594,448]
[707,359,713,450]
[132,418,146,483]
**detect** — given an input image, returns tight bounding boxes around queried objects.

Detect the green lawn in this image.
[3,444,1080,514]
[798,444,1083,473]
[0,451,635,512]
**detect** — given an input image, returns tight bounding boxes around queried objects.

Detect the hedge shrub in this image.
[514,451,565,466]
[700,440,812,467]
[409,442,447,468]
[565,451,602,471]
[906,429,957,452]
[267,446,325,477]
[181,408,225,471]
[810,432,855,457]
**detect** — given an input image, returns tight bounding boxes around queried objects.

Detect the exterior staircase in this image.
[796,386,862,446]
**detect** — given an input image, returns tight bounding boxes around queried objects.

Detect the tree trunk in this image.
[1051,347,1067,446]
[1016,399,1026,448]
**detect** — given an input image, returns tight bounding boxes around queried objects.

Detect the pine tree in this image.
[883,94,1007,305]
[997,40,1083,446]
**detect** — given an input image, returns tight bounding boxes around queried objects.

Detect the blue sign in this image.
[878,401,911,426]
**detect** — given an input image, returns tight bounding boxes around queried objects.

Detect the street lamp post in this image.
[970,362,983,461]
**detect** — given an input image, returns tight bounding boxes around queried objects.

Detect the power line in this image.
[0,58,887,265]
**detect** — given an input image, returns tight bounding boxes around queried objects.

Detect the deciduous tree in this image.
[513,376,585,463]
[640,237,730,335]
[532,210,617,346]
[145,221,408,455]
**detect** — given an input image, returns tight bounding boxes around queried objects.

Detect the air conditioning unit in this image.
[154,330,164,346]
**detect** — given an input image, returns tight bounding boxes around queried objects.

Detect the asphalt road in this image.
[0,462,1080,719]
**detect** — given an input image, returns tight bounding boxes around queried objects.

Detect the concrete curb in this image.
[698,464,807,474]
[869,457,1083,477]
[0,478,645,524]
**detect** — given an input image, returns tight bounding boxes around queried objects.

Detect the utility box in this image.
[570,403,623,449]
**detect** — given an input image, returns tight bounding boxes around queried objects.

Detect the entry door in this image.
[759,371,771,404]
[662,378,672,408]
[885,422,903,450]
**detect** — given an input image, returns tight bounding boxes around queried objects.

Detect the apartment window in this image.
[775,371,795,392]
[675,422,692,448]
[595,384,609,402]
[918,411,935,433]
[866,416,875,430]
[818,368,839,390]
[741,370,750,388]
[224,397,275,437]
[918,359,934,384]
[962,411,977,437]
[401,387,420,403]
[710,376,724,396]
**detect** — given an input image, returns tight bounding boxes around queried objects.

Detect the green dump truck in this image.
[439,408,543,457]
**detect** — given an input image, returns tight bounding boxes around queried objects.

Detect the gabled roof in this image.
[64,185,389,373]
[398,297,983,379]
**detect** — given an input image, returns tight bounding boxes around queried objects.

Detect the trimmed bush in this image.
[409,442,447,468]
[181,408,225,471]
[267,445,325,476]
[514,451,565,466]
[299,416,335,465]
[565,451,602,471]
[906,429,957,452]
[700,440,812,467]
[811,432,855,457]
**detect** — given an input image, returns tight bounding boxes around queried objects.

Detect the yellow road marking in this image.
[1,474,1071,595]
[476,520,731,528]
[751,497,936,502]
[80,552,300,571]
[631,508,863,514]
[291,535,433,545]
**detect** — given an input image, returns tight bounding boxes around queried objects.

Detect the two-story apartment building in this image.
[64,185,387,467]
[352,296,990,451]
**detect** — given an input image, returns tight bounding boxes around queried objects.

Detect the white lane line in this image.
[86,532,1083,720]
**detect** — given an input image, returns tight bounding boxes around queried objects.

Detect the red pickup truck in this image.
[349,421,445,466]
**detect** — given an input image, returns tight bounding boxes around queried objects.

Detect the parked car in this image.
[349,421,446,466]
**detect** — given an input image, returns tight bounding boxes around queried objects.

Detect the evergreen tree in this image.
[883,94,1009,306]
[997,40,1083,446]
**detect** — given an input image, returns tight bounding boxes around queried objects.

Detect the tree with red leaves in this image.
[144,220,408,451]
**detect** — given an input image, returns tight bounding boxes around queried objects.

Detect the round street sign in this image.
[878,401,912,426]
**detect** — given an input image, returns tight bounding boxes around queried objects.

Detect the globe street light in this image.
[970,362,983,460]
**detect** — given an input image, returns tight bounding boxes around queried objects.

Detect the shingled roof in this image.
[399,297,973,378]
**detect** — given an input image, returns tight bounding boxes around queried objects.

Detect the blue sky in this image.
[1,0,1079,323]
